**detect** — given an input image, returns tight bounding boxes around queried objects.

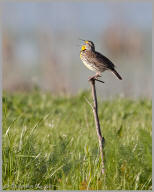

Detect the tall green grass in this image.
[2,90,152,190]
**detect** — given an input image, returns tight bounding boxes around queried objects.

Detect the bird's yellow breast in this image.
[80,52,82,59]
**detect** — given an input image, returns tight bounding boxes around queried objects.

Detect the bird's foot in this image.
[88,76,95,81]
[88,74,104,83]
[88,74,101,81]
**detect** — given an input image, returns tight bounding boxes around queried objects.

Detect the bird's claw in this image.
[88,75,104,83]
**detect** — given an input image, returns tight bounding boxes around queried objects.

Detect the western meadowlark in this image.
[80,40,122,81]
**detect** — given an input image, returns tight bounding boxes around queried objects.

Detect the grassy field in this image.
[2,90,152,190]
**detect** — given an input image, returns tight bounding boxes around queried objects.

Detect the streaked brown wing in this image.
[94,52,115,69]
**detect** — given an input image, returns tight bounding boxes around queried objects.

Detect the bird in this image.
[80,40,122,81]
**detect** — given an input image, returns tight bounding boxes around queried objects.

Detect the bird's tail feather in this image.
[112,69,122,80]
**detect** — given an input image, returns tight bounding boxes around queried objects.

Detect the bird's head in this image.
[80,40,95,51]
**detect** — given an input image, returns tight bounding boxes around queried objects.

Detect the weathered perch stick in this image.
[89,78,105,174]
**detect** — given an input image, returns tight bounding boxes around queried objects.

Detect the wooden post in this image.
[89,78,105,174]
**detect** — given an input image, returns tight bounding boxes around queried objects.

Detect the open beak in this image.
[79,39,86,48]
[79,38,86,44]
[79,38,85,41]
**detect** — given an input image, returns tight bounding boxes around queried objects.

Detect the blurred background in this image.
[1,1,152,98]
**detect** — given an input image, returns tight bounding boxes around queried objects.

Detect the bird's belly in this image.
[82,60,97,72]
